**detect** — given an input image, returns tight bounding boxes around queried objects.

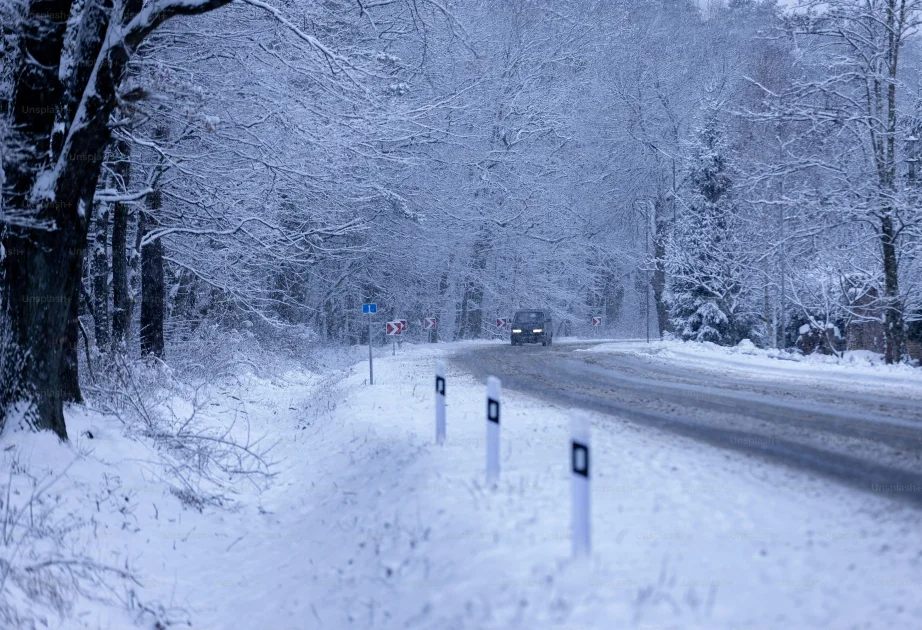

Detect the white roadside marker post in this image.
[571,414,591,558]
[435,361,446,444]
[486,376,501,484]
[368,315,373,385]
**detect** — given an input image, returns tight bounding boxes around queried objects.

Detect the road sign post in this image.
[396,319,407,349]
[424,317,437,343]
[486,376,501,484]
[571,414,591,558]
[362,303,377,385]
[435,361,446,444]
[591,316,602,338]
[386,320,401,355]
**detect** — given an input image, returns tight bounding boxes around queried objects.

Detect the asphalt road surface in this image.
[453,341,922,507]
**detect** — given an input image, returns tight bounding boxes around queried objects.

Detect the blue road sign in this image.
[362,303,378,314]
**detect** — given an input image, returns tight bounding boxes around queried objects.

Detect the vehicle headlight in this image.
[533,329,542,333]
[512,329,522,333]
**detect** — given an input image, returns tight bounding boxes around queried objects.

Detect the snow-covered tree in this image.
[753,0,922,362]
[669,107,755,344]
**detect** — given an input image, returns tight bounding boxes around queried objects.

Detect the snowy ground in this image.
[582,338,922,399]
[2,340,921,629]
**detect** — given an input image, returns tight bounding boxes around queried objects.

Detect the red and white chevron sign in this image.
[396,319,408,333]
[496,318,508,329]
[423,317,437,330]
[591,316,602,326]
[386,321,401,335]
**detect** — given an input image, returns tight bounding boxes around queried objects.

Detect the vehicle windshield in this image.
[514,311,545,323]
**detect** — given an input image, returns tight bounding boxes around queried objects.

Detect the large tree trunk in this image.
[1,0,124,436]
[62,189,96,403]
[763,282,774,349]
[110,201,130,346]
[1,223,87,438]
[140,190,165,358]
[879,5,905,363]
[0,0,231,437]
[880,214,905,363]
[92,203,110,348]
[110,139,133,349]
[3,0,137,437]
[459,235,488,339]
[651,197,672,337]
[0,0,76,439]
[61,257,84,404]
[465,283,484,339]
[457,285,470,340]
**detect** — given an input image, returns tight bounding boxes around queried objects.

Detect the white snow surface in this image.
[2,341,921,629]
[583,338,922,399]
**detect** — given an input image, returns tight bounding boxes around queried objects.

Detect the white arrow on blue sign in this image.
[362,303,377,314]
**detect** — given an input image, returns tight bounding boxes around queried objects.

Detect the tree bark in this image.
[92,203,110,348]
[763,282,774,349]
[1,0,235,437]
[0,0,78,439]
[140,190,165,358]
[877,3,905,363]
[465,282,484,339]
[61,256,84,404]
[457,285,470,340]
[880,214,905,363]
[651,197,672,337]
[459,234,488,339]
[62,188,97,403]
[110,139,133,349]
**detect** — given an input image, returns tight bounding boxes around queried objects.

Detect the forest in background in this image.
[2,0,922,439]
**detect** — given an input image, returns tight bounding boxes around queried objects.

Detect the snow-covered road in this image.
[456,340,922,507]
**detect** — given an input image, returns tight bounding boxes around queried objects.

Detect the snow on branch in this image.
[121,0,236,50]
[232,0,362,82]
[94,188,155,203]
[140,215,367,248]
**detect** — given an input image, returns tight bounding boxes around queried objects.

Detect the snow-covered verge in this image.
[3,340,922,629]
[0,330,359,629]
[584,338,922,398]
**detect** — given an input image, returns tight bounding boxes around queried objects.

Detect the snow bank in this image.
[583,338,922,398]
[0,361,318,628]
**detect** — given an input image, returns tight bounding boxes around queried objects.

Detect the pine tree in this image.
[668,108,752,345]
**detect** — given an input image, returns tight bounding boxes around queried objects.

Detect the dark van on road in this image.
[511,309,553,346]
